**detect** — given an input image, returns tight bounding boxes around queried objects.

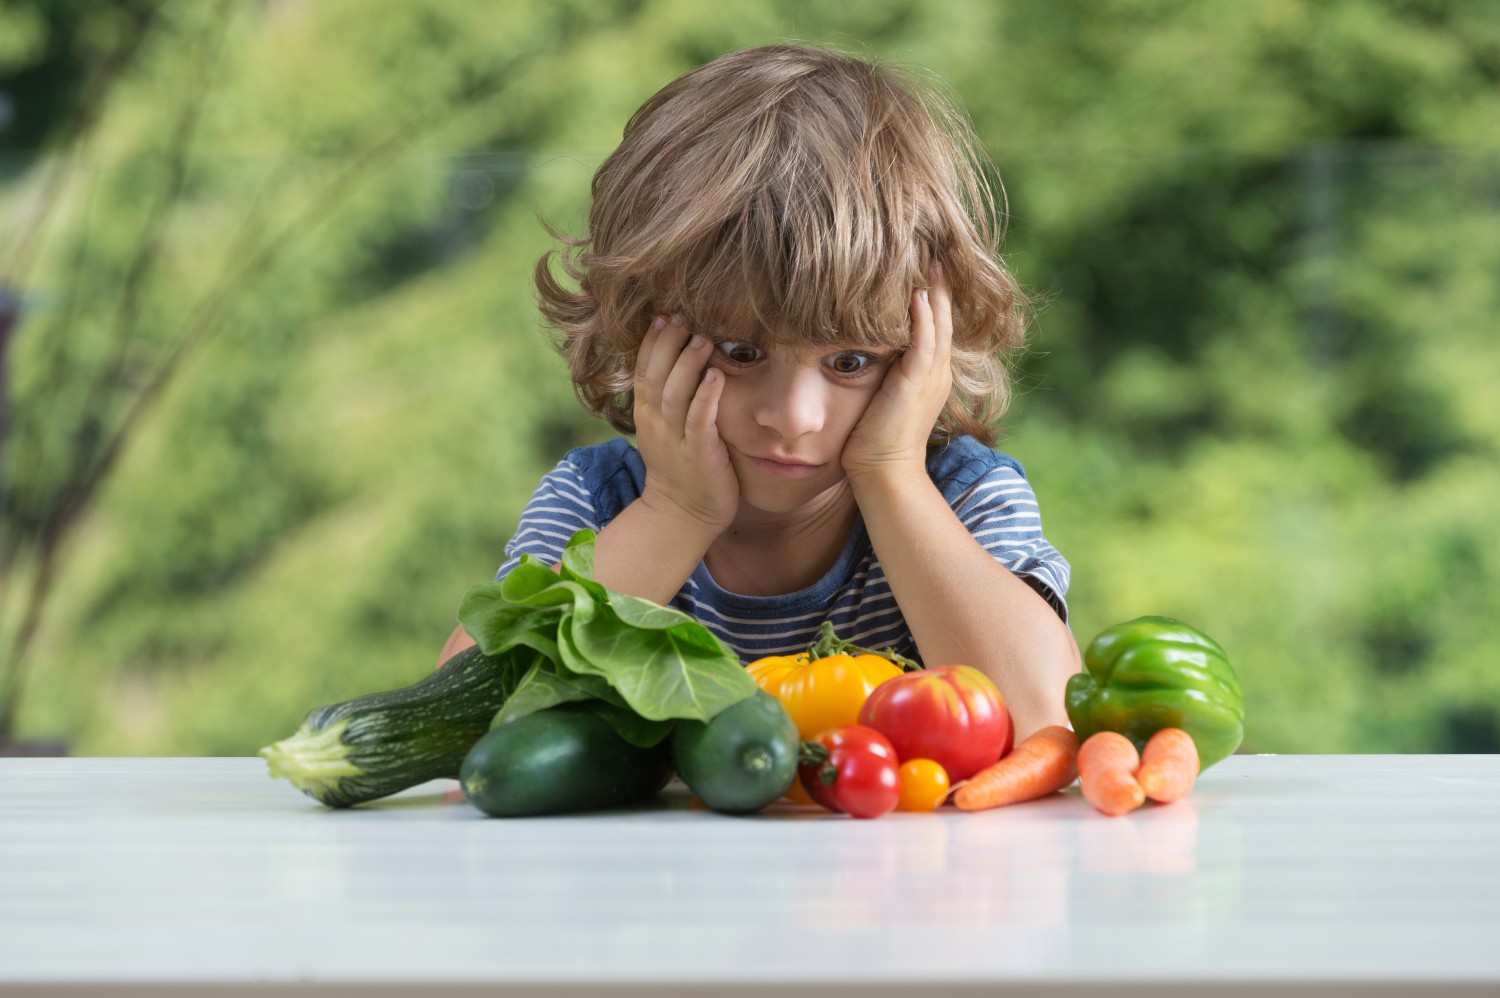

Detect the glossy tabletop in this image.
[2,755,1498,995]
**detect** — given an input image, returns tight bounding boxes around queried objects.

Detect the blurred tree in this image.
[1,0,1497,755]
[0,0,167,749]
[968,0,1500,752]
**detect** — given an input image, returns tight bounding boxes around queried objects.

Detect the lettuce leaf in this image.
[456,530,756,739]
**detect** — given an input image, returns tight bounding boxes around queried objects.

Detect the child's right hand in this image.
[633,314,740,536]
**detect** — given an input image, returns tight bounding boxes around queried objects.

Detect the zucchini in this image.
[671,690,799,814]
[261,645,519,807]
[460,704,672,816]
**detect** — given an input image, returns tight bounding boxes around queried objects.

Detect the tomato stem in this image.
[798,741,829,767]
[807,620,922,671]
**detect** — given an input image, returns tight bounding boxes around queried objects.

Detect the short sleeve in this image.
[495,458,600,581]
[951,464,1071,623]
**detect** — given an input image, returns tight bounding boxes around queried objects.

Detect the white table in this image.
[2,755,1497,996]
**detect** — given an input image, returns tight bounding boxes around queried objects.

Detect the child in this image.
[439,44,1078,738]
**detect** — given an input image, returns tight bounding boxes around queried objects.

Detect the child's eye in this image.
[715,341,763,366]
[828,351,878,377]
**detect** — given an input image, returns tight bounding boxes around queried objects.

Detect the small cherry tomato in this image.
[896,758,951,812]
[798,724,901,819]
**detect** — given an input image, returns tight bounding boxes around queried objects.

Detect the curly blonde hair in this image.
[535,44,1030,447]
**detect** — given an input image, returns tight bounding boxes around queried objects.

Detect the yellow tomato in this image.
[747,651,903,740]
[896,758,951,812]
[745,653,808,693]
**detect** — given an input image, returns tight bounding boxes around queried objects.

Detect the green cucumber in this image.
[261,645,521,807]
[461,703,673,816]
[671,690,799,814]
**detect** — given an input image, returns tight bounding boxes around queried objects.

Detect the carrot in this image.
[1137,727,1198,803]
[953,725,1079,811]
[1077,730,1145,816]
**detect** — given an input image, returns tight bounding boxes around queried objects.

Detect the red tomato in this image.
[857,665,1013,781]
[797,725,901,819]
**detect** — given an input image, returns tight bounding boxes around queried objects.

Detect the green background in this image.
[2,0,1497,756]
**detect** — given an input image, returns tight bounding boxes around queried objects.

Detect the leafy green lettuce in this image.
[456,529,756,745]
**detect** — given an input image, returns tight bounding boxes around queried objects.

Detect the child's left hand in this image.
[841,263,954,484]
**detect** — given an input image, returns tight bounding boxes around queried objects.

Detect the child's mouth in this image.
[746,454,823,479]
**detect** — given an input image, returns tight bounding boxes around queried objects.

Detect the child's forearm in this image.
[589,497,718,606]
[850,472,1080,739]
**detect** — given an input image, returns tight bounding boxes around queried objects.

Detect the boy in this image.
[440,44,1078,738]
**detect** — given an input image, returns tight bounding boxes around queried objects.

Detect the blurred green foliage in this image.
[1,0,1497,755]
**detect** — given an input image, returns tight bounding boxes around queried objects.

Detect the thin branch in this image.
[62,2,226,529]
[0,2,165,286]
[0,0,219,738]
[0,31,530,740]
[88,55,528,500]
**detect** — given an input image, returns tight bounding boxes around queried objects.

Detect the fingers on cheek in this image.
[700,367,724,405]
[909,288,935,351]
[639,317,665,361]
[921,286,940,324]
[664,341,709,408]
[686,368,723,431]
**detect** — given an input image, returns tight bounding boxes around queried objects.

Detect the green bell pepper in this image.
[1065,616,1244,771]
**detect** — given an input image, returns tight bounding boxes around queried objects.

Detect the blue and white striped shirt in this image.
[496,436,1070,665]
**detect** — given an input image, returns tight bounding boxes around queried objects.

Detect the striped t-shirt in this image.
[496,436,1070,666]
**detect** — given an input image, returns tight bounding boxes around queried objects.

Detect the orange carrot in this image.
[1077,731,1145,816]
[1137,727,1199,803]
[953,725,1079,811]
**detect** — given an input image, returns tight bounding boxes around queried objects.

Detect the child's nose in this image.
[753,367,827,438]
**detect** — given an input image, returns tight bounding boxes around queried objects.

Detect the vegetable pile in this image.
[756,614,1243,818]
[262,533,1244,820]
[262,529,770,813]
[776,687,1014,819]
[745,623,1019,818]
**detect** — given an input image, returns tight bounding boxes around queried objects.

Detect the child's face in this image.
[705,337,902,515]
